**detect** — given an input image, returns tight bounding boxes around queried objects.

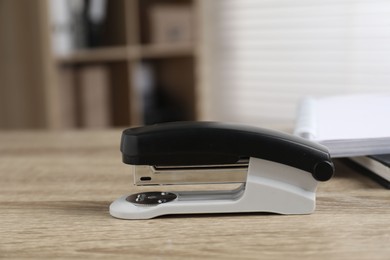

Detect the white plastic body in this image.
[109,157,318,219]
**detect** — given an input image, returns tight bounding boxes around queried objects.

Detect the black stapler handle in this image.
[121,122,334,181]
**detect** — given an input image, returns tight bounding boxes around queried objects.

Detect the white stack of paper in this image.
[294,93,390,158]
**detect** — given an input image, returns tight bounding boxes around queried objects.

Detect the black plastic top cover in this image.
[121,122,334,181]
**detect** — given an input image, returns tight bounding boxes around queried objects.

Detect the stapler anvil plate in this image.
[110,122,334,219]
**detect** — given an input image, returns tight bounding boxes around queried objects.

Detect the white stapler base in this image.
[109,158,318,219]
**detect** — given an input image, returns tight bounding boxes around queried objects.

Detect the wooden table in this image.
[0,130,389,259]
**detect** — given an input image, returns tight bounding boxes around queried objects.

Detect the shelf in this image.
[55,46,133,64]
[56,44,195,64]
[49,0,198,129]
[140,43,195,59]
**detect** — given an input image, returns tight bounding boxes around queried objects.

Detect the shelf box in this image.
[56,61,132,128]
[149,4,194,45]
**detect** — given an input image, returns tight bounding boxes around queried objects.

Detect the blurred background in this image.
[1,0,389,130]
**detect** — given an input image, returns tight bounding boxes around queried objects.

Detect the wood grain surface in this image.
[0,130,389,259]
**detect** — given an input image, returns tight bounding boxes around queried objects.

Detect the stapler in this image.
[110,122,334,219]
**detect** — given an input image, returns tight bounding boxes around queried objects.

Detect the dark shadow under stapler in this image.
[110,122,334,219]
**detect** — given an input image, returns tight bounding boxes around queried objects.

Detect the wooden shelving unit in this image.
[51,0,198,128]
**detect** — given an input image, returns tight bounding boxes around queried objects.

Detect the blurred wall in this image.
[198,0,390,126]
